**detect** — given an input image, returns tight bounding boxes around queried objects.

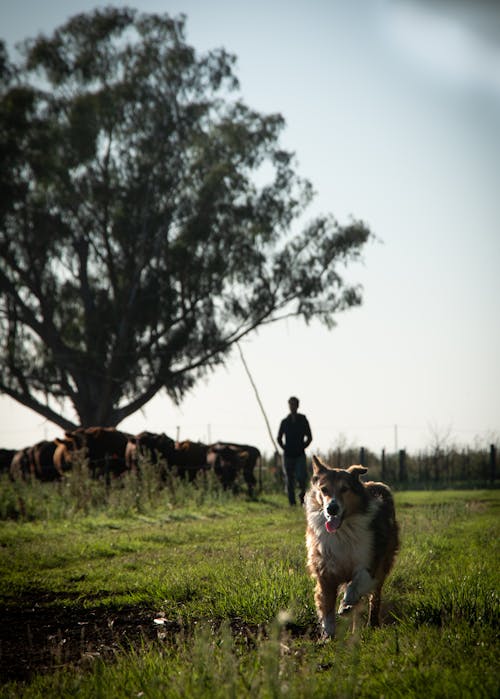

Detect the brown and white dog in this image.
[305,455,399,638]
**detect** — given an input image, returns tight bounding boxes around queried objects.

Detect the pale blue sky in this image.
[1,0,499,455]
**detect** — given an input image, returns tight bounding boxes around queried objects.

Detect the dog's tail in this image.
[367,481,399,558]
[366,481,396,516]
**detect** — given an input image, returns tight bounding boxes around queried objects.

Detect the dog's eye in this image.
[320,486,329,495]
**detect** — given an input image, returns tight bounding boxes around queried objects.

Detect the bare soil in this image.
[0,598,168,683]
[0,595,314,684]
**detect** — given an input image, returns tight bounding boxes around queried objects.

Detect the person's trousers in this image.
[283,454,308,505]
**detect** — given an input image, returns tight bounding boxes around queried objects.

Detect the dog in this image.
[305,455,399,638]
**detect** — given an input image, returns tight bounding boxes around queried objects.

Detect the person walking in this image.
[277,396,312,505]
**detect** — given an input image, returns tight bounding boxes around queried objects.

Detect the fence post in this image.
[399,449,407,483]
[359,447,365,467]
[381,448,386,482]
[490,444,497,484]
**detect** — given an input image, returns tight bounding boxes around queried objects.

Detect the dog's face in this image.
[310,456,368,533]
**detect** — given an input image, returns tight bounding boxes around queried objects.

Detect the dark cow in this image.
[55,427,130,480]
[124,439,137,472]
[53,437,72,474]
[9,447,31,480]
[207,443,246,490]
[207,442,261,495]
[125,431,176,476]
[9,442,60,481]
[0,448,16,475]
[29,440,61,481]
[171,440,208,481]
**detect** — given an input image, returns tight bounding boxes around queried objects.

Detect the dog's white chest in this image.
[317,513,374,579]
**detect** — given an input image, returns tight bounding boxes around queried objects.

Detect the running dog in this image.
[305,455,399,638]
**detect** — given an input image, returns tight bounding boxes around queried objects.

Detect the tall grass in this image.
[0,455,240,522]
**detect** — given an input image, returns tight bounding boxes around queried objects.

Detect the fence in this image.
[262,444,498,491]
[325,443,498,488]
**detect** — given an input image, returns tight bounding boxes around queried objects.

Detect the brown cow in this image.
[171,440,208,481]
[29,440,61,481]
[125,431,176,477]
[9,447,31,481]
[53,437,73,474]
[207,442,260,495]
[0,448,16,475]
[55,427,130,481]
[124,439,137,472]
[207,443,247,490]
[10,442,59,481]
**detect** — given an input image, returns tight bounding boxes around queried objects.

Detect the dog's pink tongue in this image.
[325,516,341,533]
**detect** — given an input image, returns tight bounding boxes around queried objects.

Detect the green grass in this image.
[0,479,498,698]
[0,495,311,621]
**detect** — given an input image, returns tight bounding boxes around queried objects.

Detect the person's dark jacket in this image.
[277,413,312,457]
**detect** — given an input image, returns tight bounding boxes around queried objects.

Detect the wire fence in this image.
[263,444,498,491]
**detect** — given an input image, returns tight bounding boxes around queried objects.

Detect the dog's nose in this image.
[327,499,339,516]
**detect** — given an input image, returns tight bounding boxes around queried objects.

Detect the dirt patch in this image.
[0,600,284,684]
[0,601,169,683]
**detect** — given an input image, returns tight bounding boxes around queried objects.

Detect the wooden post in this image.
[381,448,386,482]
[359,447,365,467]
[399,449,407,483]
[274,450,283,488]
[490,444,497,484]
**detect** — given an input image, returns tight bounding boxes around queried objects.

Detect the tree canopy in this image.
[0,8,371,431]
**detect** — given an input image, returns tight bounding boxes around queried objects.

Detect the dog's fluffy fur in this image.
[305,455,399,637]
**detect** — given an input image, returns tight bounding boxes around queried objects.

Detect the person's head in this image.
[288,396,299,414]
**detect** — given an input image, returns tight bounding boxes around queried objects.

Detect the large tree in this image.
[0,8,371,431]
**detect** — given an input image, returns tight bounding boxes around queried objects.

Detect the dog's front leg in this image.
[315,576,338,638]
[339,569,375,614]
[368,583,383,627]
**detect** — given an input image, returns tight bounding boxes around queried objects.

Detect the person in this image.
[277,396,312,505]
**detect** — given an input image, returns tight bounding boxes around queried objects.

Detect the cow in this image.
[125,431,176,477]
[29,440,60,481]
[207,442,261,495]
[53,437,73,474]
[9,447,31,481]
[0,448,16,475]
[55,427,130,481]
[10,442,61,481]
[207,443,246,490]
[171,440,209,481]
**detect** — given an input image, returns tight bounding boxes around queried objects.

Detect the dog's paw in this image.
[337,599,353,616]
[343,585,361,608]
[321,615,336,637]
[319,630,334,642]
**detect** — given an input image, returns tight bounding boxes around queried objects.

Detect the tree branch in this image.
[0,381,78,432]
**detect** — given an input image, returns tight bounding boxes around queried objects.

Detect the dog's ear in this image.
[312,455,329,476]
[347,464,368,479]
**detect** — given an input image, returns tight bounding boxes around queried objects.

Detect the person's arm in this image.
[303,416,312,449]
[277,420,285,450]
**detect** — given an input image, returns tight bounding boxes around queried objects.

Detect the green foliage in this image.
[0,9,371,430]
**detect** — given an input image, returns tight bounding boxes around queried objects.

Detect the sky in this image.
[0,0,499,457]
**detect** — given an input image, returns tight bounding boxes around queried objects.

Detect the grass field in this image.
[0,470,498,698]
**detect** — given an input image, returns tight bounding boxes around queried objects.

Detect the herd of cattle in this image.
[0,427,262,495]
